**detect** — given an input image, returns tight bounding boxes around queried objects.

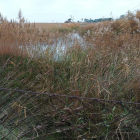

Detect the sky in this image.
[0,0,140,23]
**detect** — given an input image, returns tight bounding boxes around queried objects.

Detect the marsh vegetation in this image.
[1,10,140,139]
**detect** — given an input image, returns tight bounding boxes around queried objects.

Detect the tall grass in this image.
[1,9,140,139]
[0,10,140,102]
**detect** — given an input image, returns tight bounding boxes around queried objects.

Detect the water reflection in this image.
[25,33,91,59]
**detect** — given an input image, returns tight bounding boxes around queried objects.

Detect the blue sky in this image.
[0,0,140,23]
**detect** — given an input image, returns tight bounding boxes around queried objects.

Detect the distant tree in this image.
[84,18,89,22]
[64,18,72,23]
[120,15,125,19]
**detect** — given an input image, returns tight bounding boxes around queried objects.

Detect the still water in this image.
[24,33,92,59]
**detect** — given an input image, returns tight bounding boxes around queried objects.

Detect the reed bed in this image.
[0,10,140,101]
[0,10,140,139]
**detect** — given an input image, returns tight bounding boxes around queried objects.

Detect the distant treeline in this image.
[65,17,113,23]
[65,15,126,23]
[83,18,112,23]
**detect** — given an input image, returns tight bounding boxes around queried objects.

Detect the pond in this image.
[24,33,93,59]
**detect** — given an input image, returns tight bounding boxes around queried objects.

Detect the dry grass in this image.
[0,10,140,102]
[33,22,80,29]
[1,10,140,139]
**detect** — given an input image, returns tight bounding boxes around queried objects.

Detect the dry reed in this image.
[0,10,140,103]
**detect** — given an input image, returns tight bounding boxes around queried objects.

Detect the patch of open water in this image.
[22,33,93,59]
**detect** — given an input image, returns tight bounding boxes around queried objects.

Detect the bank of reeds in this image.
[1,10,140,101]
[1,10,140,139]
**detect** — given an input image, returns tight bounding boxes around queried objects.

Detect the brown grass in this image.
[0,13,73,56]
[1,10,140,103]
[33,23,80,29]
